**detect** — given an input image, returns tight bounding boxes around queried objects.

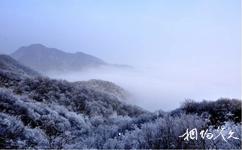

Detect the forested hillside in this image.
[0,55,241,149]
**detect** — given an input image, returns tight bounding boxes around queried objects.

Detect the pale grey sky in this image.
[0,0,240,65]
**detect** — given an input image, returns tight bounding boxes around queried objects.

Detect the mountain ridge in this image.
[11,44,107,74]
[0,54,40,78]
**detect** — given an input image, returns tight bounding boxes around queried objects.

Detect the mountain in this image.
[0,54,241,149]
[0,54,40,78]
[11,44,106,74]
[0,54,146,119]
[0,56,148,148]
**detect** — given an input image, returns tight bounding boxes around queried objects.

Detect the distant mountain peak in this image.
[19,43,47,51]
[11,44,106,74]
[28,43,46,48]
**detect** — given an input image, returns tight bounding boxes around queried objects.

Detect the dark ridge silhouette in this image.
[11,44,106,74]
[0,54,40,77]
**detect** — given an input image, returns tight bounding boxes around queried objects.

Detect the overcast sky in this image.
[0,0,241,101]
[0,0,240,65]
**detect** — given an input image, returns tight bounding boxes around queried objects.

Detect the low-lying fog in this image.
[49,65,240,111]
